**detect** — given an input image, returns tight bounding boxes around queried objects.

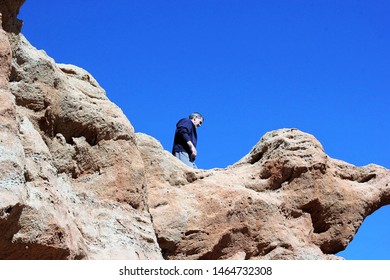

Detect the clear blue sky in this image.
[19,0,389,260]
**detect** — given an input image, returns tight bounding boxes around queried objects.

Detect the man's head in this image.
[189,112,204,127]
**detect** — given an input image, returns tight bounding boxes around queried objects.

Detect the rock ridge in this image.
[137,130,389,259]
[0,1,389,259]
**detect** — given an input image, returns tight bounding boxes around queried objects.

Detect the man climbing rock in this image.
[172,112,204,168]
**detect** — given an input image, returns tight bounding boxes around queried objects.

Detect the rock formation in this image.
[138,130,390,260]
[1,0,160,260]
[1,1,389,260]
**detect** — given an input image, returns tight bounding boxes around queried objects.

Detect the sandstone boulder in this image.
[137,130,390,259]
[0,1,389,260]
[1,2,162,259]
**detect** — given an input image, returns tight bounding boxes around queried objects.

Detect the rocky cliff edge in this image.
[1,1,389,259]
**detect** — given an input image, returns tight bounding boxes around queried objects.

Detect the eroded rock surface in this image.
[0,0,161,259]
[1,1,389,259]
[137,130,390,260]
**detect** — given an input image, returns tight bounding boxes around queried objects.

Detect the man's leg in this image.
[174,152,197,169]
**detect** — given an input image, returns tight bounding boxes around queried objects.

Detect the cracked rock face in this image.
[1,1,389,260]
[137,130,390,259]
[1,1,161,260]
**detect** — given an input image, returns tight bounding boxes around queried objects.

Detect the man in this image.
[172,112,204,168]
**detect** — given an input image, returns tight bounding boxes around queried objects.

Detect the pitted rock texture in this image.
[137,131,390,259]
[1,0,161,260]
[1,1,389,259]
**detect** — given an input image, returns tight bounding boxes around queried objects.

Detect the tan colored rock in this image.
[1,0,389,260]
[0,13,11,89]
[137,129,390,260]
[0,8,24,206]
[0,1,162,259]
[9,31,147,207]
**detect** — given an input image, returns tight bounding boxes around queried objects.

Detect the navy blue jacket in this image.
[172,118,198,155]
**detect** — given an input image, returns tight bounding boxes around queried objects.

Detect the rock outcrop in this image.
[1,0,160,260]
[1,1,389,260]
[137,130,389,260]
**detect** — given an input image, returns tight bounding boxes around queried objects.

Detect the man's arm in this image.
[187,140,197,160]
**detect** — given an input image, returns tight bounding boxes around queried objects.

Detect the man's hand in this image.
[190,147,197,160]
[187,141,197,160]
